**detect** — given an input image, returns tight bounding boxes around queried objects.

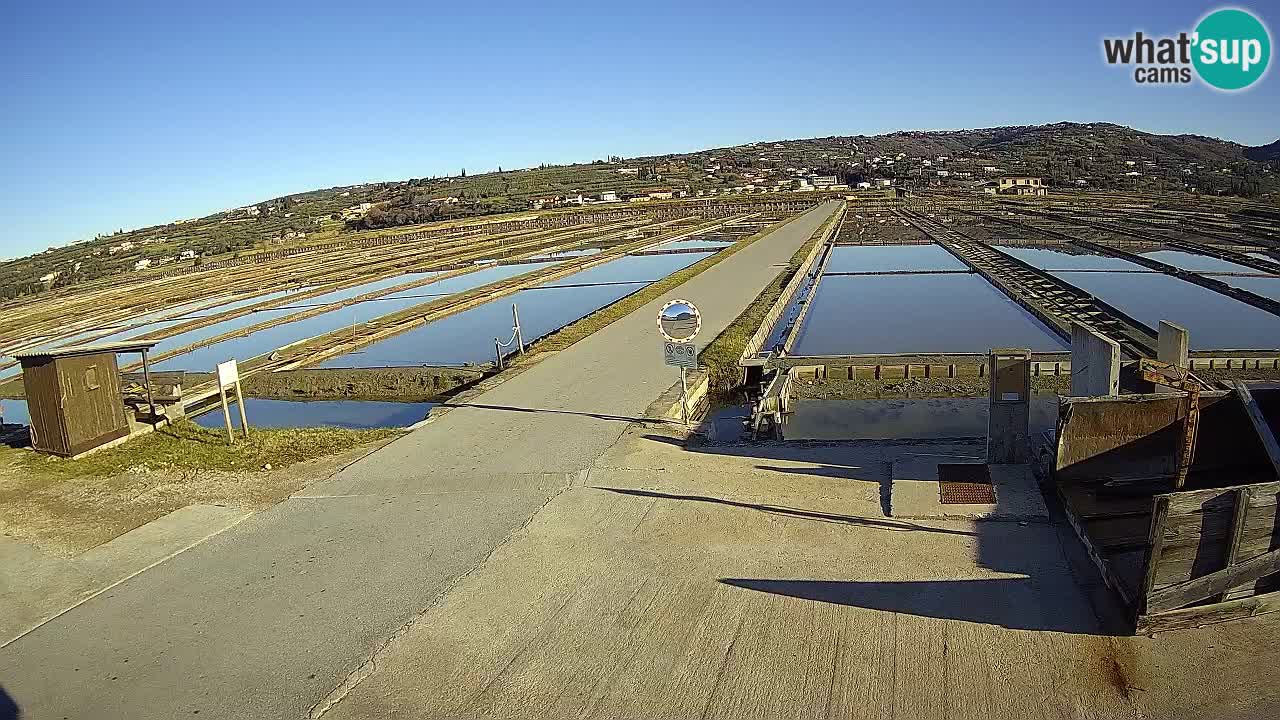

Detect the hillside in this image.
[2,122,1277,304]
[1245,138,1280,163]
[682,122,1277,195]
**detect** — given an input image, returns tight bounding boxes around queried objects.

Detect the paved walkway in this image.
[322,425,1280,720]
[0,202,840,720]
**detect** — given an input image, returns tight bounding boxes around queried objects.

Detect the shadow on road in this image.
[623,434,1119,635]
[456,402,653,424]
[718,578,1103,634]
[594,486,975,537]
[0,685,19,720]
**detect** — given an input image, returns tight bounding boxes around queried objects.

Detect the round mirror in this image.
[658,299,701,342]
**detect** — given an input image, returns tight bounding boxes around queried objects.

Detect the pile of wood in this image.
[1050,383,1280,633]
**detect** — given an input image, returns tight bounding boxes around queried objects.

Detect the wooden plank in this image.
[1175,390,1200,490]
[1055,482,1135,607]
[1056,391,1270,484]
[1104,548,1147,602]
[1140,496,1170,612]
[1083,515,1155,551]
[1146,546,1280,613]
[1153,528,1280,589]
[1161,480,1280,515]
[1057,483,1152,519]
[1232,381,1280,480]
[1137,589,1280,634]
[1220,487,1250,601]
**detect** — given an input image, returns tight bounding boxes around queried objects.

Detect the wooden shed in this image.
[13,341,159,457]
[1050,384,1280,633]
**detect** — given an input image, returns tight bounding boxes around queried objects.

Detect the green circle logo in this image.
[1193,8,1271,90]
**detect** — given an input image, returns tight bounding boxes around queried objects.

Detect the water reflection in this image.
[194,398,431,430]
[0,398,29,426]
[995,246,1143,272]
[319,251,710,367]
[1142,250,1261,274]
[793,274,1067,355]
[1050,271,1280,349]
[154,264,547,371]
[1223,276,1280,303]
[825,244,967,273]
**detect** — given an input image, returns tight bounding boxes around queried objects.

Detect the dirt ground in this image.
[837,212,927,243]
[0,435,394,556]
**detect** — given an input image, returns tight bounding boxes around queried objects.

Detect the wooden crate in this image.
[1053,387,1280,633]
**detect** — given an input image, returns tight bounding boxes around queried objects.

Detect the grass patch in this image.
[529,212,811,355]
[19,419,400,479]
[698,210,839,404]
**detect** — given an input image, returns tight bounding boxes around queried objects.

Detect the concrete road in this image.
[0,202,840,720]
[319,425,1280,720]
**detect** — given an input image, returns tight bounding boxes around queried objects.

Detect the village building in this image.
[996,176,1046,195]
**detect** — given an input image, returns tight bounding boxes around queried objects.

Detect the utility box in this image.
[14,341,158,457]
[988,348,1032,464]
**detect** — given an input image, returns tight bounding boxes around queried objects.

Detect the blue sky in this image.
[2,0,1277,257]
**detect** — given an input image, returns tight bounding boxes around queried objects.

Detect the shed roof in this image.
[13,341,159,362]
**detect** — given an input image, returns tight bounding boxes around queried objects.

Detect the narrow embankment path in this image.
[0,202,840,720]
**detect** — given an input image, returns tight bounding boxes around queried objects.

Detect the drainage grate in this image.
[938,464,995,504]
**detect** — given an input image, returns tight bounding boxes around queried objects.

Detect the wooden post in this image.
[218,384,234,444]
[1140,496,1170,616]
[234,378,249,438]
[1218,487,1250,602]
[1175,392,1200,490]
[140,348,157,422]
[1233,381,1280,479]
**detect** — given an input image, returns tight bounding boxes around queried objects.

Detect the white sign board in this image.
[663,341,699,369]
[216,359,239,389]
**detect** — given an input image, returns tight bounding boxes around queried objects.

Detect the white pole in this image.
[234,378,249,438]
[219,384,234,444]
[513,303,524,354]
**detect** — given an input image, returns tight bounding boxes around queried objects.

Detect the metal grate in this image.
[938,464,995,504]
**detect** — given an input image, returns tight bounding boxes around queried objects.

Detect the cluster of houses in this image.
[133,249,198,271]
[529,189,683,209]
[340,202,376,221]
[979,176,1047,196]
[528,170,1052,209]
[97,234,205,269]
[94,236,202,271]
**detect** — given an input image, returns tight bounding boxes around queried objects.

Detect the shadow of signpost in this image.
[595,486,975,537]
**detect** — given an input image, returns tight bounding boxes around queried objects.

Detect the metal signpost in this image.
[658,299,702,424]
[215,359,250,444]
